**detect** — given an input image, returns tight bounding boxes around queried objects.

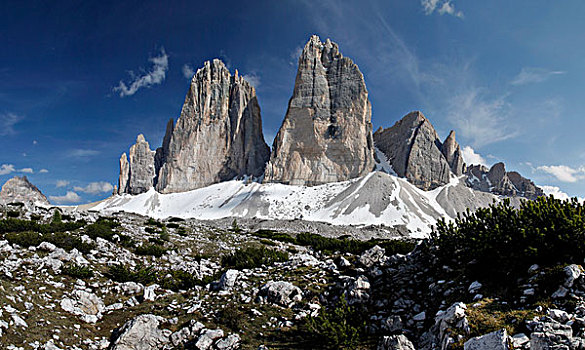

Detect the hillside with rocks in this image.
[0,196,583,349]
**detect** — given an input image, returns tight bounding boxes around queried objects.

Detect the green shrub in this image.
[251,230,415,256]
[135,243,166,257]
[62,263,94,279]
[166,223,180,229]
[221,246,288,269]
[51,210,62,224]
[6,231,42,247]
[85,219,117,241]
[430,196,585,293]
[304,295,364,350]
[106,264,157,285]
[159,227,170,241]
[7,211,20,218]
[0,218,38,234]
[44,232,95,254]
[160,270,200,291]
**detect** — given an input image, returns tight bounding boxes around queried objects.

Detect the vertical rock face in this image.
[117,153,130,195]
[154,118,174,186]
[118,135,156,195]
[156,59,270,193]
[441,130,466,176]
[465,162,543,199]
[373,111,452,191]
[263,35,375,186]
[0,176,49,205]
[128,134,156,194]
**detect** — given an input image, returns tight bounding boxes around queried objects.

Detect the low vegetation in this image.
[221,246,289,269]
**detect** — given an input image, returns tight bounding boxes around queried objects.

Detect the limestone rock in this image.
[259,281,303,307]
[441,130,466,175]
[110,314,171,350]
[464,329,509,350]
[60,290,105,323]
[264,35,375,186]
[374,111,451,190]
[117,153,129,195]
[154,118,174,186]
[0,176,49,205]
[465,162,543,199]
[156,59,270,193]
[378,334,416,350]
[128,134,156,194]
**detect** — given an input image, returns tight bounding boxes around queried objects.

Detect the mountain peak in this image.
[0,176,49,206]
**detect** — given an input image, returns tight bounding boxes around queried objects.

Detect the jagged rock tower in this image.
[117,59,270,194]
[263,35,376,186]
[0,176,49,205]
[374,111,465,190]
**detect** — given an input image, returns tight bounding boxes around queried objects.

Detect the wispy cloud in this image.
[421,0,464,18]
[242,72,261,88]
[461,146,487,167]
[19,168,33,174]
[68,149,100,158]
[537,165,585,183]
[39,169,48,173]
[0,164,15,175]
[445,89,519,147]
[113,48,169,97]
[182,64,194,79]
[511,67,565,86]
[49,191,82,204]
[0,112,23,136]
[73,181,113,194]
[56,180,70,188]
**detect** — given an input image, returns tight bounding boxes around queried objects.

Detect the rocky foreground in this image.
[0,199,584,349]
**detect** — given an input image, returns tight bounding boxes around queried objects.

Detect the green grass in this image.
[221,246,288,269]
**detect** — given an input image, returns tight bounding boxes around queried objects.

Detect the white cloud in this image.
[0,113,23,136]
[68,149,100,158]
[39,169,48,173]
[537,165,585,183]
[19,168,33,174]
[0,164,15,175]
[49,191,82,204]
[461,146,487,167]
[182,64,194,79]
[113,48,169,97]
[540,185,570,200]
[73,181,113,194]
[511,67,565,86]
[421,0,464,18]
[446,89,518,147]
[56,180,70,188]
[242,73,261,88]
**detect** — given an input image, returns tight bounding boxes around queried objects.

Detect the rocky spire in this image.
[441,130,466,175]
[0,176,49,205]
[155,59,270,193]
[374,111,451,190]
[263,35,376,186]
[117,153,129,195]
[117,134,156,195]
[154,118,174,186]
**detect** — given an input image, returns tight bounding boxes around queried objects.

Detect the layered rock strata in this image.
[373,111,458,190]
[263,35,376,186]
[117,59,270,194]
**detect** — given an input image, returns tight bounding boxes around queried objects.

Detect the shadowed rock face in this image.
[374,111,452,191]
[263,35,376,186]
[465,162,544,199]
[156,59,270,193]
[441,130,466,176]
[0,176,49,205]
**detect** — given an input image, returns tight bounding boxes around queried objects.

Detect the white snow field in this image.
[89,171,497,238]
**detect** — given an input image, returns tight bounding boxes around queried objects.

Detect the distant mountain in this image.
[0,176,49,206]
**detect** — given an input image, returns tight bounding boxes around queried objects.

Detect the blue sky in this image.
[1,0,584,203]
